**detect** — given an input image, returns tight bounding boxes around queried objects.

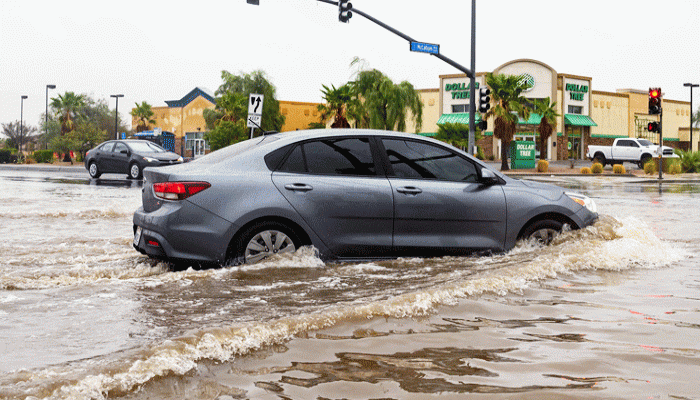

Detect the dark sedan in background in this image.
[132,129,598,267]
[85,140,184,179]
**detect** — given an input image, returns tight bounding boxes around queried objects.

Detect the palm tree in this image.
[317,84,352,128]
[347,69,423,133]
[532,97,559,160]
[484,73,531,170]
[130,101,156,133]
[50,92,86,136]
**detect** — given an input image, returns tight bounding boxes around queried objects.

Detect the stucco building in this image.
[410,59,693,160]
[132,87,322,157]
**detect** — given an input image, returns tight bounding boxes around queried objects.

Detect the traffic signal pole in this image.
[313,0,477,148]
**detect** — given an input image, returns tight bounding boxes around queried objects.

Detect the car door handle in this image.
[397,186,422,195]
[284,183,313,192]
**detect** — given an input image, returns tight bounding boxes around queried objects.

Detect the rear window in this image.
[191,136,281,165]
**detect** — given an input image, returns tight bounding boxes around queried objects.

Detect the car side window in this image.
[113,143,127,153]
[382,139,478,182]
[280,137,376,176]
[100,142,114,152]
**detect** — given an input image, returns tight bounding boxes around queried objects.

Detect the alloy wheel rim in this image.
[90,164,97,176]
[244,230,296,263]
[130,165,139,178]
[530,228,558,244]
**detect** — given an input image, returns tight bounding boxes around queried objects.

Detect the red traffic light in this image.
[647,121,659,133]
[649,88,661,98]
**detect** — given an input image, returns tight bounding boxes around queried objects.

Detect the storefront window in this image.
[567,105,583,114]
[452,104,467,113]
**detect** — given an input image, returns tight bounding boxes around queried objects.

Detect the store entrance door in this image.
[566,126,583,159]
[192,139,205,158]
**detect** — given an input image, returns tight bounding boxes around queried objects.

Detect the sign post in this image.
[247,93,264,139]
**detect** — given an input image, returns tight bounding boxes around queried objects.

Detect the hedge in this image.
[33,150,54,163]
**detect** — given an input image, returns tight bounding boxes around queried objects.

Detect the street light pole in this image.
[45,84,56,149]
[111,94,124,140]
[20,95,28,160]
[684,83,698,151]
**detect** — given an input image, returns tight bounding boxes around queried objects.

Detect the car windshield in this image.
[638,139,654,146]
[127,141,166,153]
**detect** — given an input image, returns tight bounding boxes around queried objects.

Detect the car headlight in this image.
[143,157,158,163]
[565,192,597,214]
[176,156,184,163]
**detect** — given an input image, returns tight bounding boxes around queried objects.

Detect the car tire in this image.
[521,219,564,245]
[128,162,142,180]
[88,161,101,178]
[230,221,302,265]
[639,154,652,169]
[593,153,606,167]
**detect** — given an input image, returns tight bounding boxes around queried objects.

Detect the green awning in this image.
[565,114,597,127]
[517,113,542,125]
[437,113,481,125]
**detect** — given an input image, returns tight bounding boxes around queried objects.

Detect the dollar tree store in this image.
[412,59,693,161]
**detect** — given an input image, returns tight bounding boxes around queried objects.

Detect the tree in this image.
[483,73,531,170]
[215,70,285,134]
[435,122,482,150]
[50,92,87,136]
[204,120,247,151]
[72,119,108,160]
[1,121,38,151]
[347,67,423,132]
[130,101,156,133]
[317,84,352,128]
[532,97,559,160]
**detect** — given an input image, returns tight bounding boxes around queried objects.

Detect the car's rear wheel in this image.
[521,219,564,245]
[231,221,302,265]
[88,161,101,178]
[593,153,606,167]
[129,162,142,180]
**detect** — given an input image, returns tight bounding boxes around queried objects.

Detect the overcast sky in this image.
[1,0,699,131]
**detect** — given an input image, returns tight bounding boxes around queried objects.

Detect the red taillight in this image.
[153,182,211,200]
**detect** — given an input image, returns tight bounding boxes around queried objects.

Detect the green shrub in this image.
[537,160,549,173]
[677,150,700,173]
[591,162,604,174]
[580,167,591,174]
[33,150,54,163]
[613,164,626,174]
[669,162,682,174]
[0,149,11,163]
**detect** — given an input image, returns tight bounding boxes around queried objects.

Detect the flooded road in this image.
[0,170,698,399]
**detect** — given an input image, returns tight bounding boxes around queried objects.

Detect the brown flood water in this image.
[0,172,698,399]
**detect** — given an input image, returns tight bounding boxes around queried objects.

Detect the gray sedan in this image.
[132,129,598,265]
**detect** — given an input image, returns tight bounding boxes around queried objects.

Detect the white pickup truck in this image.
[587,138,678,168]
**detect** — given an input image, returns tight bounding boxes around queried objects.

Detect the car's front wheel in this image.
[88,161,101,178]
[128,162,142,180]
[521,219,564,245]
[231,221,302,265]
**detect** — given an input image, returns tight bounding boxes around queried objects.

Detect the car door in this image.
[111,142,131,174]
[380,138,507,255]
[271,136,394,258]
[94,142,114,172]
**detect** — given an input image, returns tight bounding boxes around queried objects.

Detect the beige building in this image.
[133,87,321,157]
[414,59,693,160]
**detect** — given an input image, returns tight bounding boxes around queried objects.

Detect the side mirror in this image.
[121,149,129,155]
[480,168,499,185]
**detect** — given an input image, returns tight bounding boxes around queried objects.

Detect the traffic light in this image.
[478,87,491,113]
[339,0,352,23]
[647,121,660,133]
[648,87,661,115]
[477,120,488,131]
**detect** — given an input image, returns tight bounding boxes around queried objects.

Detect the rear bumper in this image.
[132,201,236,264]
